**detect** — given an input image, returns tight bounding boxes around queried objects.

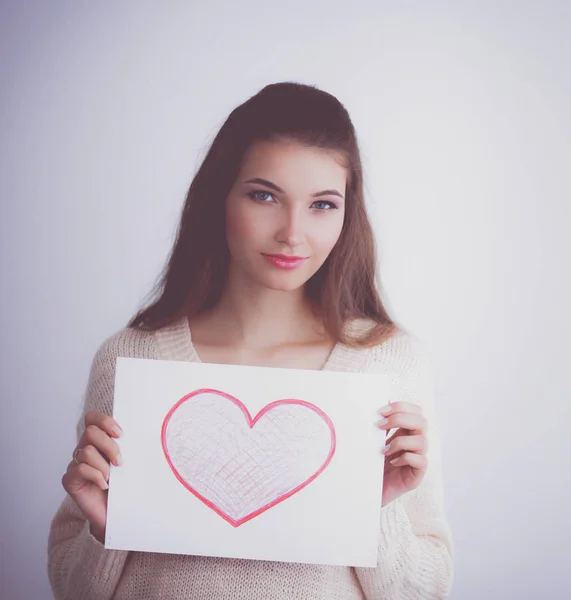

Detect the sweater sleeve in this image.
[355,336,454,599]
[47,333,132,600]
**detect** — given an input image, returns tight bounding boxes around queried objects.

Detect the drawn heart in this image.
[161,388,336,527]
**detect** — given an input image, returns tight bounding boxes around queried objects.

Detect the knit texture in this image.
[47,317,454,599]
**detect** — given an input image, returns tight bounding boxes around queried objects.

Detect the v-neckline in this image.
[185,316,342,372]
[153,315,365,373]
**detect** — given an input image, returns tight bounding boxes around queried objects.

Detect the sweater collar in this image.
[153,316,370,372]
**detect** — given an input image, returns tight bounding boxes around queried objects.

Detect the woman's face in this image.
[225,139,347,292]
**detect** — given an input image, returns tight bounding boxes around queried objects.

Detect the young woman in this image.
[48,82,453,599]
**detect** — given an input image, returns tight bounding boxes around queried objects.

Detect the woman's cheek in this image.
[227,202,254,238]
[316,217,344,255]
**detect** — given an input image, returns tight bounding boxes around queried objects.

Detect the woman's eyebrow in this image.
[244,177,345,199]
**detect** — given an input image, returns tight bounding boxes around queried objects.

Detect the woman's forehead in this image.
[239,139,348,181]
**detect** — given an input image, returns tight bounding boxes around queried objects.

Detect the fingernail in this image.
[382,443,391,454]
[112,426,122,438]
[379,405,392,415]
[102,481,109,490]
[378,417,388,427]
[115,453,123,466]
[390,458,399,465]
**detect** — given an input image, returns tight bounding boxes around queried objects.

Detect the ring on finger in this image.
[73,447,83,465]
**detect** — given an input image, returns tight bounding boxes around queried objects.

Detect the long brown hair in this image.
[128,82,399,347]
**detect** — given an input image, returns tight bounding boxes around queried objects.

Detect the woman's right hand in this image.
[61,410,123,544]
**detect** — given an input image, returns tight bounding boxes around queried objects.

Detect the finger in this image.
[84,410,123,439]
[389,452,428,471]
[383,434,427,458]
[70,444,112,482]
[80,424,122,467]
[378,412,427,433]
[379,401,423,416]
[63,462,109,492]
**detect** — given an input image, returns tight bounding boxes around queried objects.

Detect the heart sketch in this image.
[160,389,336,527]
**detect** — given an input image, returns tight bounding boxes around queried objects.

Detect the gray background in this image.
[1,1,569,598]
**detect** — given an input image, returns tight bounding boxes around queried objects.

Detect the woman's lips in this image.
[262,254,307,270]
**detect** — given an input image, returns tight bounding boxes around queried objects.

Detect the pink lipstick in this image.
[262,253,307,270]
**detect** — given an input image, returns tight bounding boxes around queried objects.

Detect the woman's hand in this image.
[378,401,428,507]
[61,411,123,543]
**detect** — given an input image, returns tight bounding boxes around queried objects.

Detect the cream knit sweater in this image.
[47,317,454,599]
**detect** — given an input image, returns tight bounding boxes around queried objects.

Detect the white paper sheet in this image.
[105,357,394,567]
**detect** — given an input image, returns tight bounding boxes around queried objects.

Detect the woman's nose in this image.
[275,207,305,247]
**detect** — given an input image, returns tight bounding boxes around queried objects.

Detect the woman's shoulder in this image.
[92,323,159,367]
[340,319,436,414]
[345,317,432,382]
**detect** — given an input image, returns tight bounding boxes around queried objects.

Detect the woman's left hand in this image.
[378,401,428,507]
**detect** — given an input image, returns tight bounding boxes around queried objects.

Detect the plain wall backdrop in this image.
[1,1,569,598]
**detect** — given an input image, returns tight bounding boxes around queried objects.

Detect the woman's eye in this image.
[248,190,275,203]
[312,200,338,211]
[247,191,337,211]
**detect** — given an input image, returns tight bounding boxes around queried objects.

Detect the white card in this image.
[105,357,394,567]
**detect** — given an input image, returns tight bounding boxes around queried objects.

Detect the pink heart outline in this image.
[161,388,337,527]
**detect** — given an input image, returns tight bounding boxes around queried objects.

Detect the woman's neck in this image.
[191,276,326,351]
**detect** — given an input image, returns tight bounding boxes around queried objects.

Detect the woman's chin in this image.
[258,262,324,292]
[252,268,310,292]
[234,259,321,292]
[262,277,307,292]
